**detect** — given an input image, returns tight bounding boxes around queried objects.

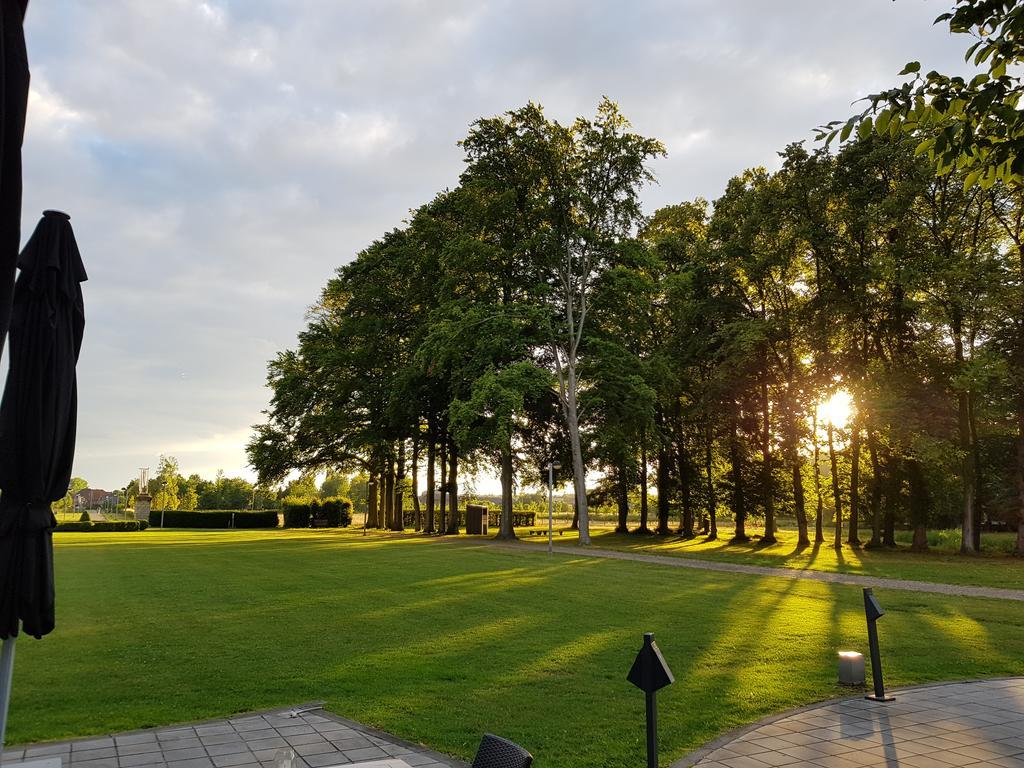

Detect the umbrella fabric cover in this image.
[0,210,86,640]
[0,0,30,361]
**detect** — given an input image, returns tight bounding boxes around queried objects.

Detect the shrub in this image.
[158,510,232,528]
[283,502,312,528]
[56,520,147,532]
[231,510,280,528]
[155,510,280,529]
[320,498,353,527]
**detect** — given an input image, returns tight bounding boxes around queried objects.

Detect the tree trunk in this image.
[445,445,460,534]
[656,440,671,536]
[678,438,694,538]
[384,456,396,531]
[883,454,898,547]
[615,460,629,533]
[367,474,378,529]
[564,361,590,544]
[828,422,842,549]
[760,374,775,543]
[497,434,516,540]
[907,457,930,552]
[705,421,717,540]
[411,432,421,531]
[426,419,436,534]
[730,408,748,542]
[639,431,650,532]
[813,410,824,544]
[379,462,388,529]
[959,387,977,554]
[848,421,861,546]
[1017,396,1024,556]
[394,441,406,531]
[438,433,448,534]
[867,429,882,547]
[792,459,808,548]
[954,314,977,554]
[969,391,983,550]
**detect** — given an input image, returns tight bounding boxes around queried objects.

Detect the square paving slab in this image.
[2,704,463,768]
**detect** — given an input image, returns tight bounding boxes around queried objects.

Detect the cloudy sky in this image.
[16,0,973,491]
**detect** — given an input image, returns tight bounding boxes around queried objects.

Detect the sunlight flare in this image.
[817,390,853,429]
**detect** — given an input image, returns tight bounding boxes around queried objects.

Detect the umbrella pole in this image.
[0,635,14,755]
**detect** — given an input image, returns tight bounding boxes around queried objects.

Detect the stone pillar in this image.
[135,493,151,523]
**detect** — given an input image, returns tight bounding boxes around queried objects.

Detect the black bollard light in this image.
[627,632,675,768]
[863,588,895,702]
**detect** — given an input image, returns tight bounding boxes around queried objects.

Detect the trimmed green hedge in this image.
[283,498,352,528]
[56,520,149,532]
[401,509,537,528]
[155,510,280,529]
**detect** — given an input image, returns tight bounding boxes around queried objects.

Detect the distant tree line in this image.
[248,94,1024,555]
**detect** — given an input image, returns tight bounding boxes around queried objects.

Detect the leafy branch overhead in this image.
[819,0,1024,187]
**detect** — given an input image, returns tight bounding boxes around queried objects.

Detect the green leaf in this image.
[914,138,934,157]
[839,120,853,143]
[858,116,873,139]
[963,169,983,189]
[875,109,891,135]
[899,61,921,75]
[992,59,1007,79]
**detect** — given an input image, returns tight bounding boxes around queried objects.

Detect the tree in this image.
[154,455,181,512]
[180,482,199,512]
[283,472,318,500]
[822,1,1024,186]
[320,471,350,499]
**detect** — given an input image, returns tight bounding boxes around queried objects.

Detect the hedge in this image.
[283,498,352,528]
[154,510,280,529]
[56,520,149,532]
[401,509,536,529]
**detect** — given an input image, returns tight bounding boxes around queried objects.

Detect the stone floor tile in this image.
[118,743,166,757]
[283,735,326,748]
[158,739,203,751]
[115,735,158,747]
[200,735,245,748]
[291,742,337,758]
[71,747,118,762]
[300,753,349,768]
[73,759,119,768]
[211,752,258,768]
[73,739,116,752]
[341,746,388,762]
[161,747,207,762]
[26,744,72,757]
[275,726,314,738]
[118,752,166,768]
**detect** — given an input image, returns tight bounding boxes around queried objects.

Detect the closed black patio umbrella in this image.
[0,210,86,749]
[0,0,30,362]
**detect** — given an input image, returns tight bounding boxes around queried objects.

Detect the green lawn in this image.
[517,523,1024,590]
[9,529,1024,768]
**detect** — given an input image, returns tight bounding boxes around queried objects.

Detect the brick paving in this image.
[675,677,1024,768]
[489,542,1024,602]
[3,704,464,768]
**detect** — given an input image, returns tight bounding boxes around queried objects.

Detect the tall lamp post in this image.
[545,460,561,555]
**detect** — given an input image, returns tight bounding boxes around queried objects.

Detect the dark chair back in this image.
[470,733,532,768]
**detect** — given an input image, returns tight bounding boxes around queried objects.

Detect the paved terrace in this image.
[3,704,463,768]
[677,678,1024,768]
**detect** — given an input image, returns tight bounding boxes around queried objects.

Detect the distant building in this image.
[74,488,116,509]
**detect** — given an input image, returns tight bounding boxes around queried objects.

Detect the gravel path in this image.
[488,541,1024,602]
